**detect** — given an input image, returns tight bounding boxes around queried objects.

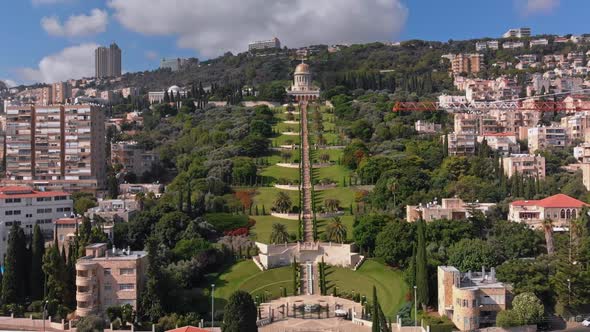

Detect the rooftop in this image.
[166,327,209,332]
[511,193,588,208]
[0,186,70,199]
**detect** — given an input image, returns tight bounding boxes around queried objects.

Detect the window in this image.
[104,268,111,276]
[36,197,52,202]
[120,268,134,275]
[119,284,134,291]
[36,208,52,214]
[104,283,112,291]
[57,207,71,212]
[561,209,566,218]
[5,198,22,203]
[54,196,68,201]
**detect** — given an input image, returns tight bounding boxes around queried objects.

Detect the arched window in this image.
[560,209,566,219]
[572,209,577,218]
[566,209,571,219]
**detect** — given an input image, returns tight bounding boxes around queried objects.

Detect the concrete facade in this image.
[527,126,568,152]
[75,243,148,317]
[85,198,141,222]
[502,154,546,179]
[254,242,364,271]
[111,141,159,176]
[95,43,122,78]
[438,266,511,331]
[406,198,496,222]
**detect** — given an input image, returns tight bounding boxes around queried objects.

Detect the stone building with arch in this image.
[287,62,320,101]
[508,193,588,230]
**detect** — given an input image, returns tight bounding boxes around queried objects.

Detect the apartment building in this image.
[85,198,141,222]
[75,243,148,317]
[477,133,520,155]
[502,154,546,179]
[55,218,114,254]
[561,112,590,141]
[447,133,477,156]
[51,82,70,104]
[475,41,499,51]
[503,27,531,38]
[111,141,159,176]
[502,41,524,49]
[159,57,188,72]
[406,198,496,222]
[582,164,590,191]
[95,43,122,78]
[3,104,106,193]
[527,126,568,152]
[438,266,511,331]
[451,54,484,75]
[508,194,587,230]
[248,37,281,51]
[119,183,164,198]
[415,120,441,134]
[0,186,72,258]
[529,39,549,47]
[490,109,540,139]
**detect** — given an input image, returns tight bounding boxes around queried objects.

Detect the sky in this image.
[0,0,588,86]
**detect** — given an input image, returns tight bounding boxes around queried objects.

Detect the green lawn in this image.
[260,165,300,182]
[312,149,343,163]
[206,260,295,312]
[314,165,353,184]
[274,122,300,133]
[327,259,409,317]
[266,151,300,164]
[250,215,299,243]
[250,187,299,211]
[271,134,301,146]
[317,215,355,240]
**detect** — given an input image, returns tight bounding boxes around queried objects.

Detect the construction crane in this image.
[392,89,590,113]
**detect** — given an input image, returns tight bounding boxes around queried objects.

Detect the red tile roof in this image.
[511,194,588,208]
[55,218,82,225]
[0,186,70,199]
[166,327,209,332]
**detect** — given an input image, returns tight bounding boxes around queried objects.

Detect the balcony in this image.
[76,292,95,302]
[76,275,96,287]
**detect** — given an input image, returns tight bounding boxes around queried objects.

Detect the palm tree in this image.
[273,191,292,214]
[281,151,293,163]
[542,218,555,256]
[326,217,347,243]
[270,223,289,244]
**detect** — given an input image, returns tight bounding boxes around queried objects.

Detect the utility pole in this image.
[211,284,215,330]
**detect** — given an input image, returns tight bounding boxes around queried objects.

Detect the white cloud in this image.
[41,9,108,37]
[145,50,159,60]
[17,43,98,83]
[1,79,17,88]
[108,0,408,58]
[519,0,560,15]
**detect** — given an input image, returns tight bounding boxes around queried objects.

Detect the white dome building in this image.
[287,61,320,102]
[147,84,188,104]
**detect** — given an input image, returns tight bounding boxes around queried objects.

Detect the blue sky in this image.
[0,0,586,85]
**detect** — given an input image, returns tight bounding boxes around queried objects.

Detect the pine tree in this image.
[2,224,26,304]
[415,219,429,310]
[30,224,45,300]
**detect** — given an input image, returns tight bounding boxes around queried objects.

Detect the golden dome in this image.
[294,63,310,74]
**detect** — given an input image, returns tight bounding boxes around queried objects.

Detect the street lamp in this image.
[211,284,215,330]
[567,278,571,305]
[414,285,418,327]
[42,300,48,332]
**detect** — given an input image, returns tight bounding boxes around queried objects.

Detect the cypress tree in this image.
[42,245,67,305]
[2,224,26,304]
[139,237,164,322]
[30,224,45,300]
[222,290,258,332]
[372,286,381,332]
[415,219,429,310]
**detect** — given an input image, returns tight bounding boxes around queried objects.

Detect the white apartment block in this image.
[502,27,531,38]
[561,112,590,142]
[477,133,520,155]
[3,105,106,193]
[415,120,442,134]
[502,154,546,179]
[0,186,73,258]
[502,41,524,49]
[529,39,548,47]
[527,126,568,152]
[446,133,476,156]
[248,37,281,51]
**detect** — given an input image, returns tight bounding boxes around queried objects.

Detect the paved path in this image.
[300,102,314,243]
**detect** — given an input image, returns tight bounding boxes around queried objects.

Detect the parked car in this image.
[582,317,590,327]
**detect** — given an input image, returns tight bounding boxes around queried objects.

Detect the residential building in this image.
[111,141,159,176]
[502,41,524,49]
[529,39,549,47]
[574,143,590,163]
[0,186,72,258]
[454,114,502,135]
[487,40,499,49]
[502,27,531,38]
[54,217,81,252]
[119,183,164,198]
[438,266,511,331]
[561,112,590,141]
[248,37,281,51]
[508,194,588,229]
[451,54,484,75]
[415,120,441,134]
[166,327,209,332]
[477,133,520,155]
[51,82,70,104]
[447,133,476,156]
[502,154,546,179]
[582,164,590,191]
[119,87,139,99]
[75,243,148,317]
[160,57,188,72]
[406,198,496,222]
[3,105,107,193]
[475,42,487,52]
[85,198,141,222]
[40,86,52,106]
[527,126,568,152]
[95,43,122,78]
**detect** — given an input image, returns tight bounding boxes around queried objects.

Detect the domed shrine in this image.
[287,61,320,101]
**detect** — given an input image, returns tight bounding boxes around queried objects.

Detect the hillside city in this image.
[1,20,590,332]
